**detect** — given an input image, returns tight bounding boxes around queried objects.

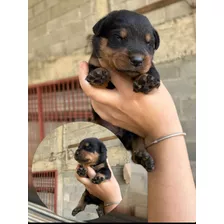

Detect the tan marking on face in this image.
[99,37,152,76]
[120,28,127,39]
[79,150,99,166]
[99,38,118,69]
[89,56,101,67]
[145,33,151,42]
[84,142,89,147]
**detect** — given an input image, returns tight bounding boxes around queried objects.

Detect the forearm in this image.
[146,136,196,222]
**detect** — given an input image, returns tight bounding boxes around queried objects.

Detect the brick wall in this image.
[28,0,108,84]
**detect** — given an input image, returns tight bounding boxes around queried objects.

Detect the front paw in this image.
[86,68,110,87]
[133,74,160,94]
[72,207,83,216]
[77,165,87,177]
[91,174,106,184]
[132,151,155,172]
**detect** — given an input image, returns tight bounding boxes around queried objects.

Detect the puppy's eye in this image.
[146,41,154,48]
[115,34,123,41]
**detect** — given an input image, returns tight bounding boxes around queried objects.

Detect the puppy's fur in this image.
[71,138,111,217]
[87,10,160,171]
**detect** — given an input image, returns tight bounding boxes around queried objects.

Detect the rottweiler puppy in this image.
[86,10,159,172]
[71,137,111,217]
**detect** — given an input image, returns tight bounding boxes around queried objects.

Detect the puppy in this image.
[87,10,160,172]
[71,137,111,217]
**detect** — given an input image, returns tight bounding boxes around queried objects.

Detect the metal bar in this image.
[46,85,50,122]
[135,0,182,14]
[54,84,58,122]
[28,76,78,88]
[67,81,72,121]
[54,170,57,214]
[72,80,76,120]
[62,82,65,122]
[37,86,44,141]
[50,85,53,122]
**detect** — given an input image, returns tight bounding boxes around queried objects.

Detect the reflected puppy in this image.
[71,138,111,217]
[88,10,159,172]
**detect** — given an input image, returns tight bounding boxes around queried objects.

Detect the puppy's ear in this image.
[97,143,107,163]
[93,16,107,36]
[93,11,118,36]
[153,28,160,50]
[100,143,107,153]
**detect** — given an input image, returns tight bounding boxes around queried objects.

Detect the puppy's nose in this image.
[130,55,144,67]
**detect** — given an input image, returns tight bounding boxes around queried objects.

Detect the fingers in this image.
[78,61,119,104]
[75,173,91,186]
[106,159,114,177]
[75,165,97,186]
[110,71,133,94]
[97,61,133,94]
[85,166,97,179]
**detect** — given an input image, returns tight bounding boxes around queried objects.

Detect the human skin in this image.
[78,61,196,222]
[75,162,122,214]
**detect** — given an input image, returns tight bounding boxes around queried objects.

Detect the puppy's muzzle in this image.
[130,54,144,67]
[74,149,89,163]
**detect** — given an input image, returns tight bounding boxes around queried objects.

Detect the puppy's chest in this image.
[91,162,106,172]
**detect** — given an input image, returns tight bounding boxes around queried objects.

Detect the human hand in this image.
[75,162,122,214]
[78,61,183,145]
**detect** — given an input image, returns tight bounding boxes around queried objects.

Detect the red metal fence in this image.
[32,170,58,213]
[28,77,93,213]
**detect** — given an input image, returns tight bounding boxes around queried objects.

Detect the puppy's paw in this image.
[132,151,155,172]
[77,165,87,177]
[86,68,110,87]
[133,74,160,94]
[72,207,83,216]
[96,206,105,217]
[91,174,106,184]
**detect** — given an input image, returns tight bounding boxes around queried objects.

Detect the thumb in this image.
[85,166,97,179]
[76,176,91,186]
[78,61,118,105]
[74,165,92,185]
[75,166,96,185]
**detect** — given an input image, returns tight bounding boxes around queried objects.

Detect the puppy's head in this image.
[74,138,107,166]
[92,10,160,77]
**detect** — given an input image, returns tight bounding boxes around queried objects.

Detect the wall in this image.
[28,0,108,84]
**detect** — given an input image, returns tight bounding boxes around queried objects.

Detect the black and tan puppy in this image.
[71,137,111,217]
[87,10,159,172]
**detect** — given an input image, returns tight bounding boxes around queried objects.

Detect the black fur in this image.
[87,10,158,172]
[72,138,111,217]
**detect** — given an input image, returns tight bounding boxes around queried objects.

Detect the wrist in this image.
[104,203,120,214]
[103,198,122,214]
[144,117,183,145]
[145,135,188,168]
